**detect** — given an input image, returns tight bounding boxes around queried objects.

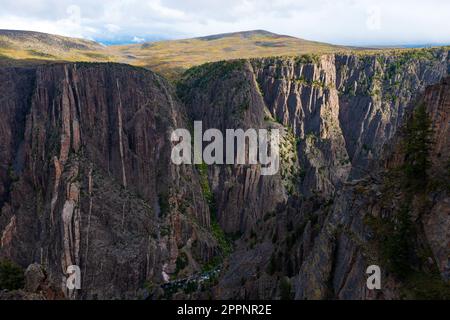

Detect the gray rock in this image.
[24,263,46,293]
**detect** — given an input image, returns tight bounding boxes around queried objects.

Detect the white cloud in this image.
[105,24,121,33]
[0,0,449,45]
[132,36,145,43]
[147,0,186,19]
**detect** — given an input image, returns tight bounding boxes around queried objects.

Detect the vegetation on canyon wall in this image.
[366,104,450,299]
[0,29,449,300]
[0,260,24,291]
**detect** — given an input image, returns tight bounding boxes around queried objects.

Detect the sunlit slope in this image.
[0,29,358,78]
[109,30,353,78]
[0,29,116,63]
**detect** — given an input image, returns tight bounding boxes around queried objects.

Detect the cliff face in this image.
[0,63,219,299]
[405,77,450,283]
[0,48,449,300]
[178,61,286,235]
[253,50,449,192]
[179,49,450,299]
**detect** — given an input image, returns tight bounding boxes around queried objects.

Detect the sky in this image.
[0,0,449,46]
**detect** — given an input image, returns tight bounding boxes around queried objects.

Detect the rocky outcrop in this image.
[178,49,450,299]
[0,62,220,299]
[1,47,449,300]
[416,78,450,281]
[0,263,65,300]
[252,50,449,190]
[178,61,286,234]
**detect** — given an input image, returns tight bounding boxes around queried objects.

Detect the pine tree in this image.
[384,203,414,276]
[404,103,433,189]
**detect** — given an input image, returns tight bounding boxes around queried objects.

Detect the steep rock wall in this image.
[0,63,219,299]
[179,49,449,299]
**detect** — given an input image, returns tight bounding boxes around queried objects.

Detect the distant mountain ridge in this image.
[0,29,102,49]
[194,29,294,41]
[112,29,352,78]
[0,29,111,65]
[2,28,446,80]
[0,29,354,77]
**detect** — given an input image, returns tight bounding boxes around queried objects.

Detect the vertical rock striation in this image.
[1,47,449,299]
[0,63,219,299]
[178,49,449,299]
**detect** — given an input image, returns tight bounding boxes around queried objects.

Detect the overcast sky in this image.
[0,0,449,46]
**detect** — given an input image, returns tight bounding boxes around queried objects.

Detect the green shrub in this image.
[382,204,414,276]
[196,163,232,256]
[184,281,198,294]
[175,252,188,274]
[158,192,170,217]
[401,272,450,300]
[0,260,25,291]
[267,253,278,275]
[279,277,293,300]
[403,104,433,189]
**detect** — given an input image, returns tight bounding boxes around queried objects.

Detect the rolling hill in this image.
[0,29,114,63]
[111,30,353,78]
[0,29,352,78]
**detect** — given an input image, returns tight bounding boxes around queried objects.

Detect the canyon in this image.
[0,45,449,299]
